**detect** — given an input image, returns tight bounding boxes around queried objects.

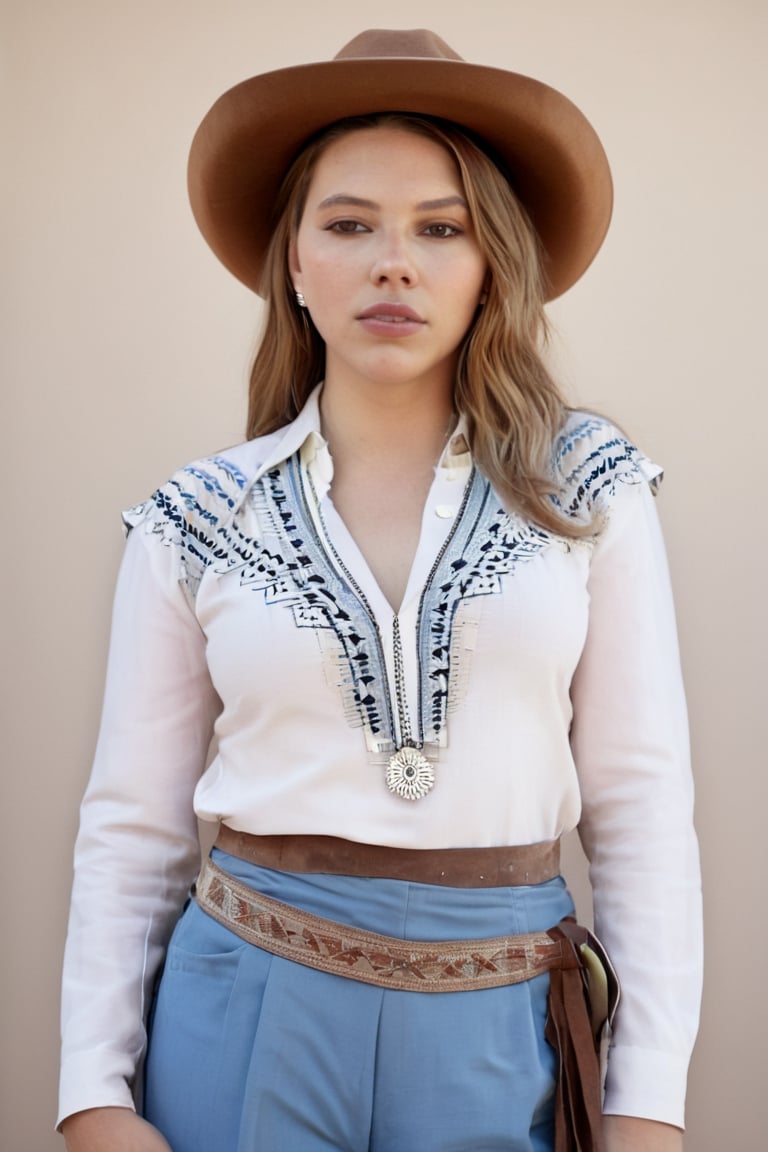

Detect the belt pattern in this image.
[194,856,579,993]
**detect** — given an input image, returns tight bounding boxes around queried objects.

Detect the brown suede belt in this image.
[214,825,561,888]
[195,853,606,1152]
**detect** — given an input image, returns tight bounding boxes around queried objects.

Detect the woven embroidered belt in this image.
[214,825,561,888]
[197,855,575,993]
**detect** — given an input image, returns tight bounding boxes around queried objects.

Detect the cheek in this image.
[454,262,487,323]
[442,250,486,305]
[299,249,356,300]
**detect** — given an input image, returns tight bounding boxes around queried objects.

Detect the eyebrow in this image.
[316,194,469,212]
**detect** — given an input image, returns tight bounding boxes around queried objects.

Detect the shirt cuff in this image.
[57,1050,137,1131]
[602,1044,690,1129]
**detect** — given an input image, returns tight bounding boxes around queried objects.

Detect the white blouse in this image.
[59,386,702,1129]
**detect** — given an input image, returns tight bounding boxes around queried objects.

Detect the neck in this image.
[319,378,456,468]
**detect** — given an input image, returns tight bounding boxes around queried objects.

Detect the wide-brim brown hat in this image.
[188,28,613,300]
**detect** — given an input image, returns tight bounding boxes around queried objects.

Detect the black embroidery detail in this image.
[552,417,654,520]
[222,461,391,740]
[123,456,250,600]
[126,420,654,747]
[417,477,554,742]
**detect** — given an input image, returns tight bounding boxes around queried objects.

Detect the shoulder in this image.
[122,429,287,536]
[551,411,663,521]
[119,430,290,600]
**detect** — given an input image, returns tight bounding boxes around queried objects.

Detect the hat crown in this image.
[334,28,464,64]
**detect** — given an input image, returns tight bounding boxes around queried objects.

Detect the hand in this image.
[61,1107,173,1152]
[603,1115,684,1152]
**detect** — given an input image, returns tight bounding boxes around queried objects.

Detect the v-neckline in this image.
[300,430,474,622]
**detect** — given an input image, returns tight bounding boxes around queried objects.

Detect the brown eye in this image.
[328,220,368,234]
[422,223,461,238]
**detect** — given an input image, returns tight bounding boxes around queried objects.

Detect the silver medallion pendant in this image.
[385,746,435,801]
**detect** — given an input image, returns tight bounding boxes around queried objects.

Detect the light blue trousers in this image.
[143,849,574,1152]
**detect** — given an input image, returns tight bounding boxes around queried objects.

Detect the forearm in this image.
[603,1115,683,1152]
[61,1107,173,1152]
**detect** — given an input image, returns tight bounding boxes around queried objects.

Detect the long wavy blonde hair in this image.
[248,113,582,536]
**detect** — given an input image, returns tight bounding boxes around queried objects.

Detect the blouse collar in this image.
[233,383,472,513]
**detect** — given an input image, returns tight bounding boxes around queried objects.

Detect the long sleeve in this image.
[569,469,702,1126]
[58,517,220,1127]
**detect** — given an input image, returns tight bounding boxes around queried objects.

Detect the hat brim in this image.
[188,56,613,300]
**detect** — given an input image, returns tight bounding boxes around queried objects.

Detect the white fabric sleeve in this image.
[570,476,702,1128]
[58,519,220,1128]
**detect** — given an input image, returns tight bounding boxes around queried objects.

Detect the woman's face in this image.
[290,126,488,398]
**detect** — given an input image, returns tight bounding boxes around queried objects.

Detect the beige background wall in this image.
[2,1,766,1148]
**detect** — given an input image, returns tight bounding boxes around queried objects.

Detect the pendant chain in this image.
[391,614,414,748]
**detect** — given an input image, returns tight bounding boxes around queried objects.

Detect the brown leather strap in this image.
[214,825,560,888]
[545,922,606,1152]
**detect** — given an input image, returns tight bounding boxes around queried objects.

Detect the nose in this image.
[369,231,417,287]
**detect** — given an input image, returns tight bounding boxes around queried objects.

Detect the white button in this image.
[435,505,456,519]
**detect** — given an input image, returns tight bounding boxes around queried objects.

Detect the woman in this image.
[59,29,702,1152]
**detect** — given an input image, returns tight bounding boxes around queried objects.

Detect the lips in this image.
[356,302,426,337]
[357,303,425,323]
